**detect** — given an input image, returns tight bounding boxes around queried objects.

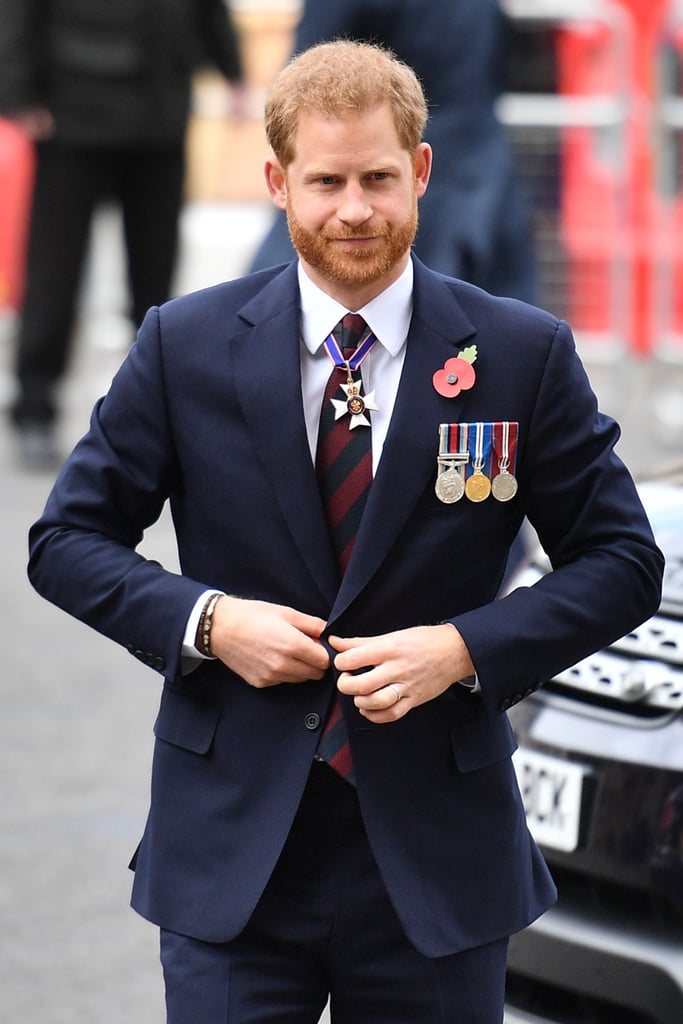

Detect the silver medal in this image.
[491,470,518,502]
[491,421,518,502]
[435,467,465,503]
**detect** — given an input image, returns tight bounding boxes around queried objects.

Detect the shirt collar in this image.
[297,258,414,357]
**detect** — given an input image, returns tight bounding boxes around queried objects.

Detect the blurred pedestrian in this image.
[0,0,243,468]
[29,40,662,1024]
[250,0,535,305]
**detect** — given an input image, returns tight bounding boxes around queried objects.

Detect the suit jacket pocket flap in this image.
[153,688,220,755]
[450,713,517,773]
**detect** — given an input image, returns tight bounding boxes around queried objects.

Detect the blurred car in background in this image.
[503,464,683,1024]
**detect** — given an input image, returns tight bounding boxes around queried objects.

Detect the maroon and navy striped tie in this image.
[315,313,373,782]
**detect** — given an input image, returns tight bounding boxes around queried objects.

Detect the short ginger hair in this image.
[264,39,429,168]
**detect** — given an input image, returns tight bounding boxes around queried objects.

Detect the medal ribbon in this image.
[323,329,378,372]
[491,421,519,475]
[438,422,470,460]
[467,422,492,476]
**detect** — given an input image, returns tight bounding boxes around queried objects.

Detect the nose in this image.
[337,182,373,227]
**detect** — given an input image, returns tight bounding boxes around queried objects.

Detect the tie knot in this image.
[336,313,368,352]
[342,312,367,334]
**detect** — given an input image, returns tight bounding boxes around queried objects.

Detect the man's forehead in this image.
[289,104,406,160]
[295,102,393,130]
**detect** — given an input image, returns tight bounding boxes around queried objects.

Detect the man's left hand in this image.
[329,624,475,723]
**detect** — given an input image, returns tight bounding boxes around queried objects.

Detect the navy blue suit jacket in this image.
[28,258,663,956]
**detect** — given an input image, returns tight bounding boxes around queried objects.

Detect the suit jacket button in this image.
[154,656,166,671]
[304,713,321,731]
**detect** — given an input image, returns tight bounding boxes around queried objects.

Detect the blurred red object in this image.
[0,117,35,311]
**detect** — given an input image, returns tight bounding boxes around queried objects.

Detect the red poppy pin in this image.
[432,345,478,398]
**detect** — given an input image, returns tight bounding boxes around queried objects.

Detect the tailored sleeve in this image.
[450,319,663,716]
[28,308,209,683]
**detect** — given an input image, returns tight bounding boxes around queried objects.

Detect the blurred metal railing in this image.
[499,0,634,362]
[653,1,683,365]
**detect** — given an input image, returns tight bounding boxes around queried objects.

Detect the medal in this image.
[435,423,468,503]
[331,373,379,428]
[324,328,379,429]
[466,471,491,503]
[465,422,492,502]
[491,471,517,501]
[491,421,519,502]
[435,466,466,503]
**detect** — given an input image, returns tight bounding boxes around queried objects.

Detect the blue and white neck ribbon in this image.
[323,330,380,429]
[323,329,378,371]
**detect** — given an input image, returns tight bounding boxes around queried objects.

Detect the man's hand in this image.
[330,623,475,723]
[209,595,330,687]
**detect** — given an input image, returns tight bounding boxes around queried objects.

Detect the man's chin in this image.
[287,211,417,288]
[319,254,391,287]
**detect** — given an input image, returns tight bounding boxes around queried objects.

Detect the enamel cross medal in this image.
[330,360,379,428]
[324,328,379,429]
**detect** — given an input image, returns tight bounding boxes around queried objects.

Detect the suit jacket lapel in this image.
[229,264,339,605]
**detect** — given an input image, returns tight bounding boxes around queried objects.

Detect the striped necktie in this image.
[314,313,373,782]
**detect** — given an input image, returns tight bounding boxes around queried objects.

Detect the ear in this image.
[264,158,287,210]
[414,143,432,199]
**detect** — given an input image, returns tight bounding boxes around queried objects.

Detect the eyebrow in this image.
[303,162,400,180]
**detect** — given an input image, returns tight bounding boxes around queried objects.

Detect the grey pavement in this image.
[1,199,681,1023]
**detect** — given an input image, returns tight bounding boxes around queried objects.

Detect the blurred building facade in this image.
[4,0,683,401]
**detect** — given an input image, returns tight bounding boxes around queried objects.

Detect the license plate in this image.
[513,747,589,853]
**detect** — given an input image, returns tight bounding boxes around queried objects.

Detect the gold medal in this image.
[465,422,491,503]
[465,470,491,503]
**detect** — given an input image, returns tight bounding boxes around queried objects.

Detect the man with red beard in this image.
[28,40,662,1024]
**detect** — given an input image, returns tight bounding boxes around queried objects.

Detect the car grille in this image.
[513,566,683,717]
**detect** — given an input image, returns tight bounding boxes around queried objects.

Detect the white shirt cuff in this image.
[182,590,224,661]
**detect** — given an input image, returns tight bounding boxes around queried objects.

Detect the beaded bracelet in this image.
[195,592,223,657]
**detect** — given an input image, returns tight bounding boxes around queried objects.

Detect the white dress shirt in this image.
[297,258,413,474]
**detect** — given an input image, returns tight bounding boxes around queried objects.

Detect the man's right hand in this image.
[208,595,330,687]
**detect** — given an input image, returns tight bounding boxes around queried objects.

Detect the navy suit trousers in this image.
[160,761,508,1024]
